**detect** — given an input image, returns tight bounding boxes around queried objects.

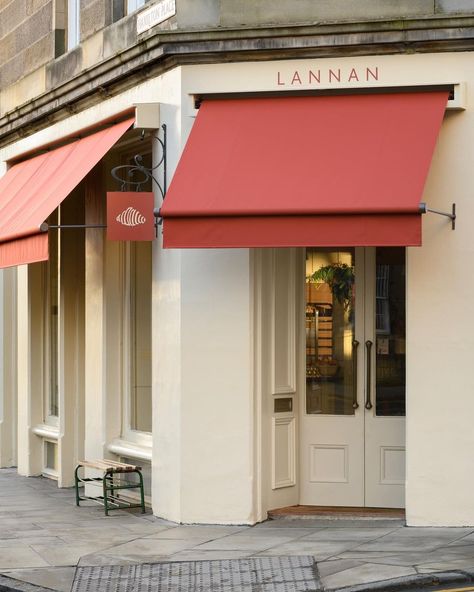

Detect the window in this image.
[43,210,60,423]
[53,0,79,55]
[44,441,58,476]
[113,145,153,442]
[112,0,147,21]
[67,0,80,50]
[122,239,152,439]
[127,0,146,12]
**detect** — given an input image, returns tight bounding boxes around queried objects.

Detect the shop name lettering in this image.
[276,67,379,86]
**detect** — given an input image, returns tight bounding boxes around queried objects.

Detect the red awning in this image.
[0,117,134,268]
[160,92,448,248]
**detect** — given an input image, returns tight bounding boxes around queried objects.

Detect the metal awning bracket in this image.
[40,222,106,231]
[419,202,456,230]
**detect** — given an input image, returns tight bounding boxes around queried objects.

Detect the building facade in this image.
[1,0,474,526]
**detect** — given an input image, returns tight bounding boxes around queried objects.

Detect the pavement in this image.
[1,469,474,592]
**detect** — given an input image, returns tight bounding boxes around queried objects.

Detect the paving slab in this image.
[351,529,473,552]
[229,528,316,539]
[0,537,64,547]
[338,548,474,566]
[196,535,299,552]
[260,539,366,559]
[0,567,76,592]
[0,574,54,592]
[317,558,365,578]
[142,525,248,540]
[415,557,474,571]
[31,542,116,567]
[321,562,417,589]
[299,527,398,542]
[0,547,49,570]
[78,537,197,564]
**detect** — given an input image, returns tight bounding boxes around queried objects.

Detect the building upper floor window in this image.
[112,0,148,22]
[127,0,146,12]
[67,0,80,50]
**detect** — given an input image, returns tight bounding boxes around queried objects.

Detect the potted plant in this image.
[310,262,355,317]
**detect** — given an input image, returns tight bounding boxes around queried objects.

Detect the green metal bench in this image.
[74,459,146,516]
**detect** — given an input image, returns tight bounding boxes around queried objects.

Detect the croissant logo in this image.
[116,207,146,227]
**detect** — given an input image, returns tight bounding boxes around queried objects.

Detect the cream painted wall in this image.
[154,68,256,524]
[406,101,474,526]
[180,248,253,524]
[153,67,184,522]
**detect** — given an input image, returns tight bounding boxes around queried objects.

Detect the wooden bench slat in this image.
[78,459,141,472]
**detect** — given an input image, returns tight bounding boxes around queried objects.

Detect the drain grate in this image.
[72,557,321,592]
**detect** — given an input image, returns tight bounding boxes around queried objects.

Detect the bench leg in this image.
[74,465,81,507]
[103,471,110,516]
[136,470,146,513]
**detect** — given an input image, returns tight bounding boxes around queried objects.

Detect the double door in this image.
[300,247,406,508]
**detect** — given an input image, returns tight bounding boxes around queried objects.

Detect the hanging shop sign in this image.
[107,192,155,241]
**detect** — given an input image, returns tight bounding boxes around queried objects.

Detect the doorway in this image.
[300,247,406,508]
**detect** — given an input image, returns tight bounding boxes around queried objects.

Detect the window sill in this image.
[107,438,152,462]
[32,424,60,440]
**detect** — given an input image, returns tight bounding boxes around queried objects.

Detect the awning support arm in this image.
[40,215,162,235]
[40,223,106,231]
[419,202,456,230]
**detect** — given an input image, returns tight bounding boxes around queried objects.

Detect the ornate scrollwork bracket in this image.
[110,124,167,236]
[111,124,167,196]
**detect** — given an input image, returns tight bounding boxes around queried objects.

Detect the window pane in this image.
[45,441,58,471]
[375,248,406,417]
[130,242,152,432]
[306,249,355,415]
[67,0,80,50]
[127,0,145,13]
[46,212,59,418]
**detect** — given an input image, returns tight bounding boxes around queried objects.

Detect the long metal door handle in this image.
[352,340,359,409]
[365,340,373,410]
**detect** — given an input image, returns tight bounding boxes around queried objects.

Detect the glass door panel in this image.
[375,248,406,417]
[305,248,355,415]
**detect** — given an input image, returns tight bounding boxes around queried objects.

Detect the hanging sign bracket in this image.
[110,124,167,197]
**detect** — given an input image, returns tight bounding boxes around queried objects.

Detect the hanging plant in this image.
[310,262,354,310]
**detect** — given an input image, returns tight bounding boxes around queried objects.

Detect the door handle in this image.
[365,340,373,410]
[352,340,359,409]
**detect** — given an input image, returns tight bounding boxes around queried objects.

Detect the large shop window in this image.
[43,210,60,422]
[116,146,153,440]
[127,241,152,434]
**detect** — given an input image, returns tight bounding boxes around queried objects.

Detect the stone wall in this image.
[196,0,474,28]
[80,0,111,41]
[0,0,54,88]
